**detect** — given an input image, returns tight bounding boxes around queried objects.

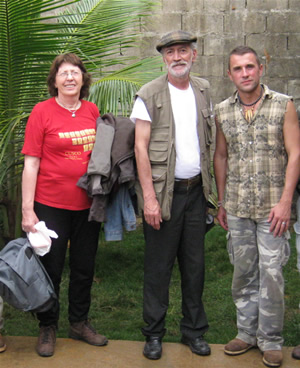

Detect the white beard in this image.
[167,57,193,79]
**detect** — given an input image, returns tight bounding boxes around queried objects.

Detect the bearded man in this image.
[131,30,213,360]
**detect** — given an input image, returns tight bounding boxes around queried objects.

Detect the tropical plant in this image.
[0,0,163,246]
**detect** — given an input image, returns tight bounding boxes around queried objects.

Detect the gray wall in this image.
[134,0,300,107]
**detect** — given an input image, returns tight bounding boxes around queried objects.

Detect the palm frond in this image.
[58,0,156,70]
[88,56,164,115]
[0,0,81,116]
[0,0,157,118]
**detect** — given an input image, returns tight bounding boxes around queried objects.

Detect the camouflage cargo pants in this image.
[227,214,290,351]
[293,196,300,272]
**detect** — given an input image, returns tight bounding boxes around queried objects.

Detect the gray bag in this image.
[0,238,57,312]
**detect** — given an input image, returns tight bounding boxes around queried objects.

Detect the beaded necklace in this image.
[238,85,263,122]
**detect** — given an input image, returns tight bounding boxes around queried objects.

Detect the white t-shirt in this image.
[130,96,151,123]
[130,83,201,179]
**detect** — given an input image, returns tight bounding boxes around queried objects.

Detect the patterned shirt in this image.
[215,85,291,219]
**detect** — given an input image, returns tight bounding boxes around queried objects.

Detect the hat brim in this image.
[156,37,197,52]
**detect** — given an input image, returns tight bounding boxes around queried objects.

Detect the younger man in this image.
[214,46,300,367]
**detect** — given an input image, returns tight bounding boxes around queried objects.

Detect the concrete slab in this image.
[0,337,298,368]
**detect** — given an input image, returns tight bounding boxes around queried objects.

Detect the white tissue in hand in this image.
[28,221,58,256]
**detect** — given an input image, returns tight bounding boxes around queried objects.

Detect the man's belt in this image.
[174,174,202,190]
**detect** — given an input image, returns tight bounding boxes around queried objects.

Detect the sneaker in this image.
[69,320,108,346]
[292,345,300,360]
[224,338,255,355]
[0,333,6,353]
[36,325,56,357]
[262,350,283,367]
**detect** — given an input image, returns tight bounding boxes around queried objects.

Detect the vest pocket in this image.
[152,172,167,206]
[149,140,168,205]
[201,108,213,145]
[149,141,168,164]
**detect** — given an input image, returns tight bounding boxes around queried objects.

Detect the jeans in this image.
[104,185,136,241]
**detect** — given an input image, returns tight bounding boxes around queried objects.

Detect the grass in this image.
[2,223,300,346]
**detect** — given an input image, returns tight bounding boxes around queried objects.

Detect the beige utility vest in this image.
[136,74,213,220]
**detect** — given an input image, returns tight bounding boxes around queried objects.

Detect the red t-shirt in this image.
[22,97,99,210]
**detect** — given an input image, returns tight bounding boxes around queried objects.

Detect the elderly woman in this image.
[21,53,107,357]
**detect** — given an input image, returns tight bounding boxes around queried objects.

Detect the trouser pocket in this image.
[226,231,234,265]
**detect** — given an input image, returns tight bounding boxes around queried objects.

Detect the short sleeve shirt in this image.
[22,97,99,210]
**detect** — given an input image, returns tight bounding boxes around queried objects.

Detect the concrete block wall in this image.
[135,0,300,108]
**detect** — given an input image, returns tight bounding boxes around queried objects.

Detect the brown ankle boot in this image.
[292,345,300,360]
[224,338,255,355]
[262,350,283,367]
[36,325,56,357]
[69,320,108,346]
